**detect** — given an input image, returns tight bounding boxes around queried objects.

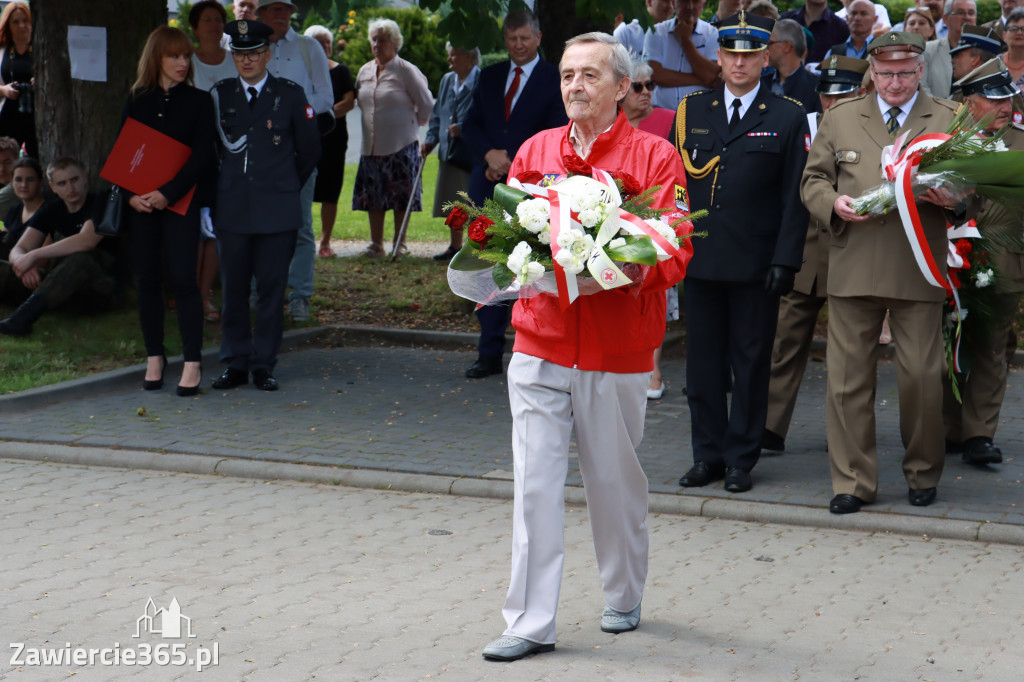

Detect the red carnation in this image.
[611,171,642,199]
[955,239,972,256]
[468,216,494,244]
[562,153,592,177]
[445,207,470,231]
[516,170,545,185]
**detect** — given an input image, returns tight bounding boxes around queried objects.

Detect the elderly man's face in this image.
[967,94,1012,130]
[847,1,875,37]
[675,0,706,24]
[921,0,944,21]
[716,0,742,17]
[560,42,629,125]
[945,0,978,32]
[951,49,982,79]
[647,0,674,22]
[1000,0,1020,16]
[871,56,923,106]
[234,0,257,20]
[257,2,293,41]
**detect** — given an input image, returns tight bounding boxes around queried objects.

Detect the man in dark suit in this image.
[211,20,320,391]
[765,18,823,113]
[674,12,809,493]
[459,9,567,379]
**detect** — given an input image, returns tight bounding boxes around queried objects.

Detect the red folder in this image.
[100,117,196,216]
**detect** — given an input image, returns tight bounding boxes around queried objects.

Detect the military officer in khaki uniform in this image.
[943,59,1024,465]
[801,31,969,514]
[763,55,869,454]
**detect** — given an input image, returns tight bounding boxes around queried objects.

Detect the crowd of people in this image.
[0,0,1022,660]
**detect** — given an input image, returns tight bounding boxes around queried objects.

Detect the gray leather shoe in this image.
[601,602,641,633]
[481,635,554,661]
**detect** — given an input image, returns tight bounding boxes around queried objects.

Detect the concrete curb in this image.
[3,441,1020,547]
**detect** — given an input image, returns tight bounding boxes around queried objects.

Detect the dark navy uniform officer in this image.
[673,12,810,493]
[211,19,320,391]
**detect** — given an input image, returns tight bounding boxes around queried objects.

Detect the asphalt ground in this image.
[1,326,1022,546]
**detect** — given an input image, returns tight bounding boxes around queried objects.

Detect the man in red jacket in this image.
[480,32,693,663]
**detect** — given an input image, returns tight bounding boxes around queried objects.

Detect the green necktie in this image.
[886,106,901,138]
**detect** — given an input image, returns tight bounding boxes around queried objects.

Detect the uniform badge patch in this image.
[1016,112,1022,125]
[674,184,688,212]
[805,134,811,152]
[305,105,314,119]
[542,173,560,187]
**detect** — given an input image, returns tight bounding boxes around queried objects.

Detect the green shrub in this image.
[337,7,449,94]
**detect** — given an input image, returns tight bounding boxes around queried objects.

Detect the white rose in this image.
[538,225,551,245]
[975,269,993,288]
[516,198,550,233]
[519,260,546,286]
[506,241,532,274]
[577,207,602,228]
[569,183,603,212]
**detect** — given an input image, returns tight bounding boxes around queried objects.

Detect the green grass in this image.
[313,155,452,242]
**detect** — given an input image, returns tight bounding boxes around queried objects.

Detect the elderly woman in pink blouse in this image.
[353,18,434,258]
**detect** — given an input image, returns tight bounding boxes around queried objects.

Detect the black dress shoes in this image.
[829,494,865,514]
[908,487,937,507]
[724,467,752,493]
[962,437,1002,465]
[465,355,503,379]
[678,461,725,487]
[252,369,279,391]
[212,368,248,390]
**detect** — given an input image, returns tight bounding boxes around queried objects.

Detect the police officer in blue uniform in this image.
[211,20,320,391]
[673,12,809,493]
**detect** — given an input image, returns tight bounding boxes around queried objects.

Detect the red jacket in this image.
[509,112,693,373]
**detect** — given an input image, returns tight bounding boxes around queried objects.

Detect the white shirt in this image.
[265,27,333,113]
[643,17,719,109]
[613,18,647,58]
[724,83,760,124]
[505,53,540,115]
[876,91,919,129]
[240,73,269,97]
[191,50,238,92]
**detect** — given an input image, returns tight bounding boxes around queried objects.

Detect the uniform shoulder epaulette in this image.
[827,93,868,112]
[935,98,963,114]
[681,89,709,101]
[278,78,303,90]
[1011,121,1024,132]
[772,93,805,109]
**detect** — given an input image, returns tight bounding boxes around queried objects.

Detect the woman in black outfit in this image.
[120,26,216,396]
[0,2,35,158]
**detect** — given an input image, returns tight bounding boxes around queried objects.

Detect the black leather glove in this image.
[764,265,795,297]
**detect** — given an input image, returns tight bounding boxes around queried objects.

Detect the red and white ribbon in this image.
[883,132,953,292]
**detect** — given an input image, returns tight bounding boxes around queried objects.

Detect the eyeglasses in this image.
[631,80,656,93]
[1007,25,1024,33]
[232,49,268,63]
[950,9,978,17]
[872,66,921,82]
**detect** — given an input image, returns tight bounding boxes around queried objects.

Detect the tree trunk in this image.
[32,0,166,187]
[534,0,610,68]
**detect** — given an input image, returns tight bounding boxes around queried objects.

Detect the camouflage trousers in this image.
[0,251,117,310]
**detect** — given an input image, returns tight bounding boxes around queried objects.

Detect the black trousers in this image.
[684,277,780,473]
[217,228,296,373]
[128,205,203,362]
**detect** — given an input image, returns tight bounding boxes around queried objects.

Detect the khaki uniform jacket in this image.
[983,124,1024,294]
[801,92,962,303]
[793,112,828,296]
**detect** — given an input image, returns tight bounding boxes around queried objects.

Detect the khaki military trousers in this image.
[501,353,650,645]
[766,289,827,439]
[826,295,945,501]
[943,292,1021,443]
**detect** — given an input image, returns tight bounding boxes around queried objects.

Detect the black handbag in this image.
[96,186,123,237]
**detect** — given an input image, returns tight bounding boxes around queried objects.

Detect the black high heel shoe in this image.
[177,362,202,397]
[143,355,167,391]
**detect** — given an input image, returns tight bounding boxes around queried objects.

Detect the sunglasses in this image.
[631,80,656,93]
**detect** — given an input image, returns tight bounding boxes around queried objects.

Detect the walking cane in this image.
[390,153,426,262]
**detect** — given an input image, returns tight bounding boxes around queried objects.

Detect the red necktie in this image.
[504,66,523,120]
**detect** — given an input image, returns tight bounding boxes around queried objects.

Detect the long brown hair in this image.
[0,2,30,47]
[132,25,195,94]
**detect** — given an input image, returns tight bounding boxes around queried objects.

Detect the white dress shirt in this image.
[265,27,333,113]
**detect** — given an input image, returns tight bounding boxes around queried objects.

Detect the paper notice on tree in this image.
[68,26,107,82]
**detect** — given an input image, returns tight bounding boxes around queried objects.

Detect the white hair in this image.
[304,25,332,42]
[368,18,403,51]
[563,32,632,81]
